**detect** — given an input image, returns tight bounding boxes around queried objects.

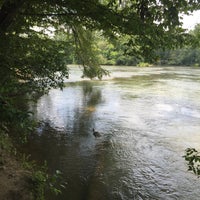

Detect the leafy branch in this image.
[184,148,200,176]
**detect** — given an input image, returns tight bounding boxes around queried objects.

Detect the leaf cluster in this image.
[184,148,200,176]
[21,157,66,200]
[31,168,65,200]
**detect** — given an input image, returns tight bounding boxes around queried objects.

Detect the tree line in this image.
[157,24,200,66]
[64,24,200,67]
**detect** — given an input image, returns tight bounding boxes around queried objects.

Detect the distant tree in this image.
[190,23,200,47]
[156,23,200,66]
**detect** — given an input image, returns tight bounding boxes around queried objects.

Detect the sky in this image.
[182,10,200,30]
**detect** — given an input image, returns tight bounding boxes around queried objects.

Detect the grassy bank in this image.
[0,128,65,200]
[0,130,33,199]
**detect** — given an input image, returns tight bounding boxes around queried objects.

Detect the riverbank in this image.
[0,132,33,200]
[0,150,32,199]
[0,129,64,200]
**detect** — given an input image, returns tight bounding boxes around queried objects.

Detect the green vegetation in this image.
[93,24,200,67]
[0,129,13,155]
[184,148,200,176]
[156,24,200,66]
[56,24,200,67]
[0,128,65,200]
[29,164,65,200]
[137,62,152,67]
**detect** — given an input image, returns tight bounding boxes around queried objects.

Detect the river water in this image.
[27,66,200,200]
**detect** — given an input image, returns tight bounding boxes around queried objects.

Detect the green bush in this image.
[137,62,152,67]
[30,163,65,200]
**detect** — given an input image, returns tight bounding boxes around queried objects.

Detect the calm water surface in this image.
[27,66,200,200]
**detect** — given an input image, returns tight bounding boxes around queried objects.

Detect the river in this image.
[26,66,200,200]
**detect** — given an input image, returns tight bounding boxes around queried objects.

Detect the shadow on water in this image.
[70,81,103,137]
[24,81,117,200]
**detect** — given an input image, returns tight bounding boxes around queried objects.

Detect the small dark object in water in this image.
[93,128,101,137]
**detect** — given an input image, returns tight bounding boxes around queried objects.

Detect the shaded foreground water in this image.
[26,66,200,200]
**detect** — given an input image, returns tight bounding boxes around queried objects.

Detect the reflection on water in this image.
[26,66,200,200]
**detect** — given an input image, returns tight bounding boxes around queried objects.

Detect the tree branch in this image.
[19,12,76,17]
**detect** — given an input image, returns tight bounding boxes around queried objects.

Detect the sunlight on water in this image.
[27,66,200,200]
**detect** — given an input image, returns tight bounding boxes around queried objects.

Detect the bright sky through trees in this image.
[182,10,200,30]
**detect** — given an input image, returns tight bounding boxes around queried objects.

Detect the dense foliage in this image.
[60,24,200,66]
[156,24,200,66]
[96,23,200,66]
